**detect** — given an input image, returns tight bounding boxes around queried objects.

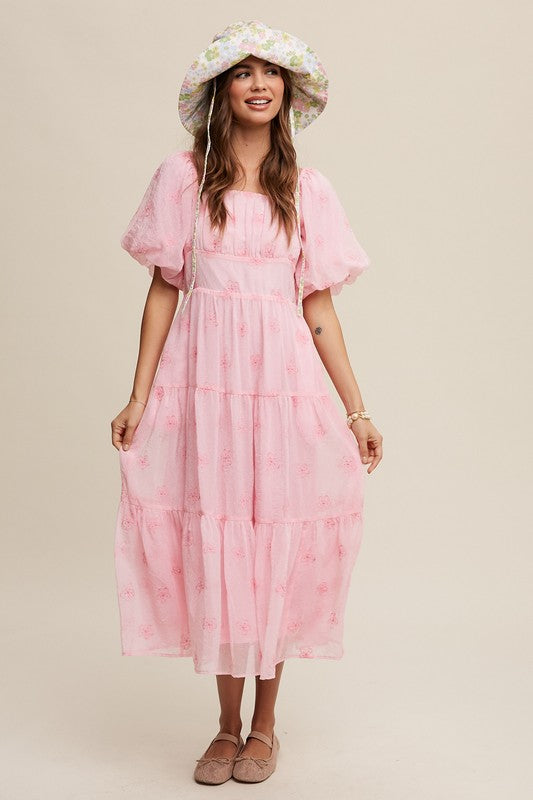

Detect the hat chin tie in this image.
[179,86,306,318]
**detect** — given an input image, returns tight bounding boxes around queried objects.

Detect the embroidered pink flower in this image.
[238,619,251,635]
[317,581,329,595]
[300,549,316,564]
[286,359,298,374]
[265,451,280,469]
[196,577,206,593]
[299,646,314,658]
[338,544,346,559]
[197,452,209,467]
[238,321,248,336]
[157,586,171,602]
[325,517,338,529]
[154,385,165,400]
[202,616,217,631]
[191,345,198,362]
[239,492,252,511]
[120,584,135,600]
[268,319,281,332]
[180,634,191,649]
[186,487,200,503]
[139,624,154,639]
[329,611,339,625]
[206,310,219,327]
[202,542,217,554]
[171,562,182,576]
[296,328,309,344]
[297,463,311,477]
[221,448,233,468]
[317,494,331,509]
[232,546,245,559]
[220,352,231,369]
[275,583,287,596]
[250,353,263,368]
[121,516,134,531]
[287,619,301,633]
[339,454,358,473]
[138,454,150,469]
[142,200,155,218]
[226,280,240,293]
[314,422,326,437]
[159,350,172,367]
[165,415,179,429]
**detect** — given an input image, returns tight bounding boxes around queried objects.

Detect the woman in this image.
[111,20,383,785]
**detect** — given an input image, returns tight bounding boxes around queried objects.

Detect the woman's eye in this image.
[234,68,279,79]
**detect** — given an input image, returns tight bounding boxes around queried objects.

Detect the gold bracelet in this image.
[346,409,371,427]
[130,398,147,407]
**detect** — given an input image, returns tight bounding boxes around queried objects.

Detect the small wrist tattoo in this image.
[314,326,322,335]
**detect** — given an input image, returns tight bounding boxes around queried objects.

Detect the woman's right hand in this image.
[111,400,146,451]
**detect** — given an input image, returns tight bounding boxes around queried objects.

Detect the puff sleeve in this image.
[295,167,371,299]
[120,151,193,290]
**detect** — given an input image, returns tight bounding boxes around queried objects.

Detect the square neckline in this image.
[226,188,268,198]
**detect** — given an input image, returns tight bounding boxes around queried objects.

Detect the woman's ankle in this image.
[218,716,243,735]
[250,714,275,732]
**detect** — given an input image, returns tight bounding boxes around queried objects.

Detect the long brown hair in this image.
[190,65,299,246]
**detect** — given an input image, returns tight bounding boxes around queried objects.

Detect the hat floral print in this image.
[178,19,329,136]
[177,20,329,317]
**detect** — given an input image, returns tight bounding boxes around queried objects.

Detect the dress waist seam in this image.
[186,286,296,305]
[152,384,330,399]
[186,247,295,265]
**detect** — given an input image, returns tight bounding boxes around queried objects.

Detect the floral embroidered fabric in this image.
[115,150,371,679]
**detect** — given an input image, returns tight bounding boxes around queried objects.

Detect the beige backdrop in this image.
[2,1,532,797]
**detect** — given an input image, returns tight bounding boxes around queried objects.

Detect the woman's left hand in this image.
[351,420,383,474]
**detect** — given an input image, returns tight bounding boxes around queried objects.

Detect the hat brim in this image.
[178,21,328,136]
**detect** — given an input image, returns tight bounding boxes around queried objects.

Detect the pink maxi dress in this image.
[114,149,371,679]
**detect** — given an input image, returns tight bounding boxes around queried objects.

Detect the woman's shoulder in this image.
[299,164,333,192]
[157,149,197,190]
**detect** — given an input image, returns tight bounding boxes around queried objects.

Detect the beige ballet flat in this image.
[232,729,280,783]
[193,731,245,785]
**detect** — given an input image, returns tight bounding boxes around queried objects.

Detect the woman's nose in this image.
[251,74,266,90]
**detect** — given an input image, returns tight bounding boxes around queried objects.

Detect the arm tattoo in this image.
[314,326,323,335]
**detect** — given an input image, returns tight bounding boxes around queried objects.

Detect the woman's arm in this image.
[129,269,180,404]
[111,268,179,451]
[302,288,383,473]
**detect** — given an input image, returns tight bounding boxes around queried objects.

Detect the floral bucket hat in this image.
[176,19,329,317]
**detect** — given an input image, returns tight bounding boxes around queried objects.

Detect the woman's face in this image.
[227,55,284,130]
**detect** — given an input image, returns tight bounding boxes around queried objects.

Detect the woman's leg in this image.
[240,660,284,758]
[202,674,245,758]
